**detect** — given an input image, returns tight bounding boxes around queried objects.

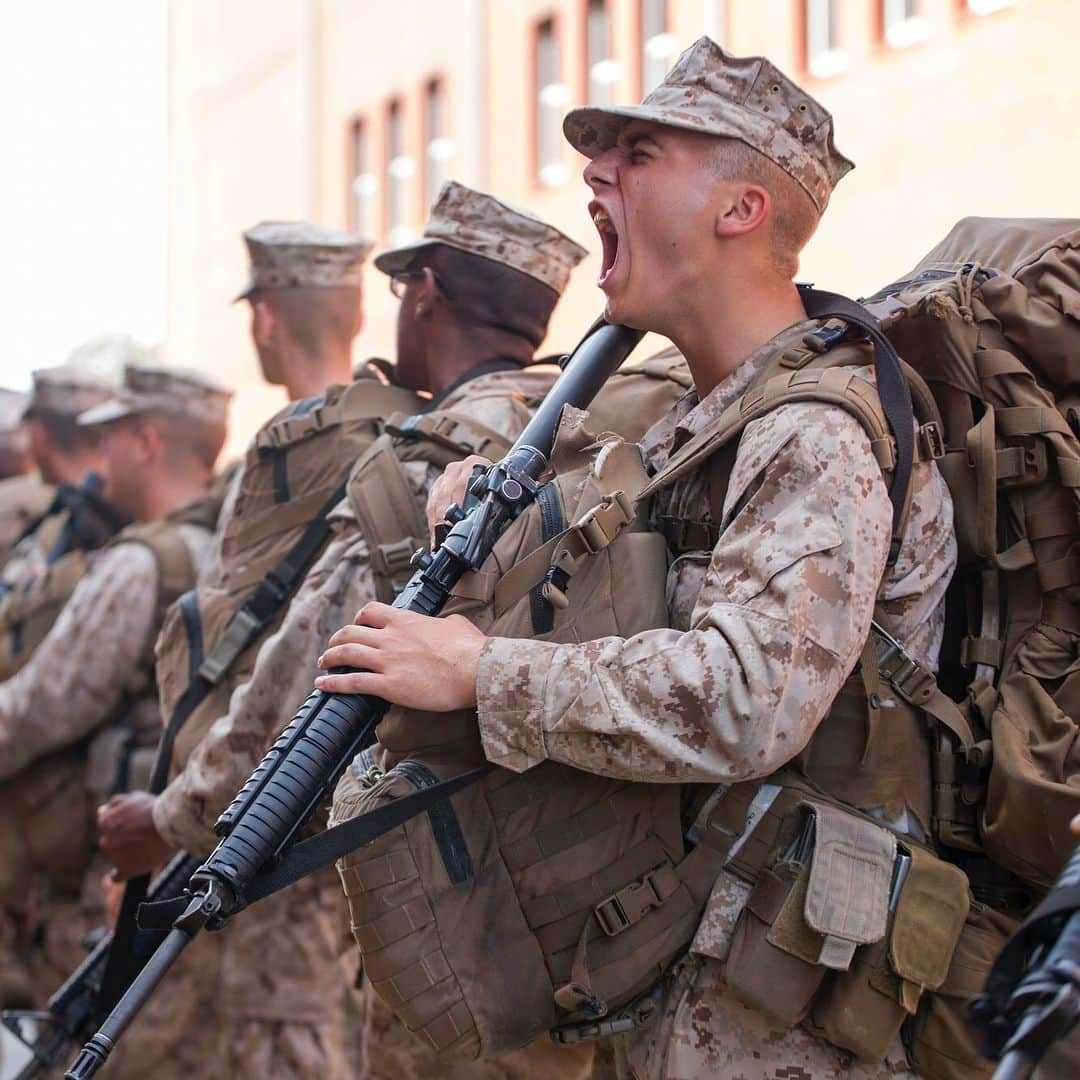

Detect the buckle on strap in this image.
[372,537,420,582]
[550,983,663,1045]
[197,606,261,684]
[871,619,935,706]
[574,490,635,556]
[594,864,678,937]
[917,421,946,461]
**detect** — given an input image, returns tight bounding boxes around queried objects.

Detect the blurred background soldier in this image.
[0,363,230,1030]
[1,365,116,588]
[97,183,595,1079]
[0,388,51,564]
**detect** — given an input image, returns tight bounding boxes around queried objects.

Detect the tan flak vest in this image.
[332,233,1079,1074]
[0,496,219,913]
[0,474,54,566]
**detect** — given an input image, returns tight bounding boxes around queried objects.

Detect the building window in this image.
[535,19,569,186]
[967,0,1019,13]
[883,0,929,47]
[586,1,619,107]
[385,98,415,246]
[805,0,849,79]
[349,118,376,238]
[641,0,678,94]
[423,78,454,210]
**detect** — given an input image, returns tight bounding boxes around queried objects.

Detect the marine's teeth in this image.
[593,210,614,232]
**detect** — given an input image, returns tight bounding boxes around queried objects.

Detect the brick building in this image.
[164,0,1080,448]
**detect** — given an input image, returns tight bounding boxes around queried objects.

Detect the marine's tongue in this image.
[598,223,619,285]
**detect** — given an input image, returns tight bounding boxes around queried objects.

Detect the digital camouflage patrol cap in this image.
[374,181,588,295]
[236,221,374,301]
[23,366,115,420]
[563,36,854,213]
[77,364,233,428]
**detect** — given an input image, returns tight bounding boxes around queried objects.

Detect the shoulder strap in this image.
[644,288,916,565]
[116,521,199,619]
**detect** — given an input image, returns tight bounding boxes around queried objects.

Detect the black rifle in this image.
[64,319,644,1078]
[2,853,198,1080]
[969,842,1080,1080]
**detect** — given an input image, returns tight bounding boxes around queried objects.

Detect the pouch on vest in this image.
[905,903,1020,1080]
[812,842,970,1063]
[726,802,895,1028]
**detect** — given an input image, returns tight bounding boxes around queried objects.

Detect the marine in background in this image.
[98,183,597,1080]
[0,388,51,563]
[0,363,230,1021]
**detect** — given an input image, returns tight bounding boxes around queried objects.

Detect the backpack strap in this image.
[348,415,515,603]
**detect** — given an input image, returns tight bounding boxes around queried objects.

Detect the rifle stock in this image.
[64,319,644,1077]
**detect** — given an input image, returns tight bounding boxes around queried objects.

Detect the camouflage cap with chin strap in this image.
[236,221,374,301]
[23,366,115,420]
[374,180,589,295]
[563,36,854,213]
[77,364,233,428]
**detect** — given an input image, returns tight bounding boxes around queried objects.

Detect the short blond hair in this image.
[707,139,821,279]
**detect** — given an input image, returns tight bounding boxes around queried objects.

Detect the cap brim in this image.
[564,104,744,158]
[373,240,439,278]
[77,399,134,427]
[233,280,256,303]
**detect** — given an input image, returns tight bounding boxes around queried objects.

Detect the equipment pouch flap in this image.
[85,725,132,796]
[802,801,895,969]
[887,844,970,992]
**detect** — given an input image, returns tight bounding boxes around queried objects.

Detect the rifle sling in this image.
[137,764,492,930]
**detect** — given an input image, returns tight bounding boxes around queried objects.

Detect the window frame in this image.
[533,15,570,188]
[346,115,376,238]
[804,0,849,80]
[422,75,452,211]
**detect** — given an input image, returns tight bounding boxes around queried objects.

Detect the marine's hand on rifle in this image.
[426,454,493,544]
[97,791,173,881]
[314,600,485,711]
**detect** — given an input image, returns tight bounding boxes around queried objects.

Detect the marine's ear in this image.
[714,182,770,240]
[250,297,277,347]
[412,267,441,321]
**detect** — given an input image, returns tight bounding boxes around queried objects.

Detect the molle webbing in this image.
[347,412,514,603]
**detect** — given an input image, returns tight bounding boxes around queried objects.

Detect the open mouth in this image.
[592,204,620,287]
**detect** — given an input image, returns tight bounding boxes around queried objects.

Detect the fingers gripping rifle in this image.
[65,320,644,1078]
[2,853,199,1080]
[969,842,1080,1080]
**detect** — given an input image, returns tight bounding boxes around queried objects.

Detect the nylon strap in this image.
[137,764,494,930]
[797,286,915,565]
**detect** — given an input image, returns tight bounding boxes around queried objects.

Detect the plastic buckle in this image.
[575,490,633,556]
[373,537,419,582]
[594,870,663,937]
[918,421,946,461]
[197,607,261,684]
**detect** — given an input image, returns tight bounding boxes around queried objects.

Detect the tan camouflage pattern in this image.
[360,990,593,1079]
[374,180,589,294]
[473,320,956,1076]
[0,502,66,593]
[237,219,373,300]
[0,474,52,564]
[77,362,233,428]
[25,364,114,418]
[0,533,212,779]
[150,366,555,1078]
[563,37,854,213]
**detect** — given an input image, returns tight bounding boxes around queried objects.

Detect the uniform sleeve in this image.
[0,543,159,780]
[474,403,895,782]
[153,523,379,854]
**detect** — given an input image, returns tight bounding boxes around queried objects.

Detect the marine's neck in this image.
[425,323,532,399]
[134,472,210,524]
[281,342,354,401]
[667,277,808,399]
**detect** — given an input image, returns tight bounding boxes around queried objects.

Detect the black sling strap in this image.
[137,764,493,930]
[798,284,915,566]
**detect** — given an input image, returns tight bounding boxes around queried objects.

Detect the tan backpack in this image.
[857,218,1080,891]
[153,365,424,791]
[0,504,215,915]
